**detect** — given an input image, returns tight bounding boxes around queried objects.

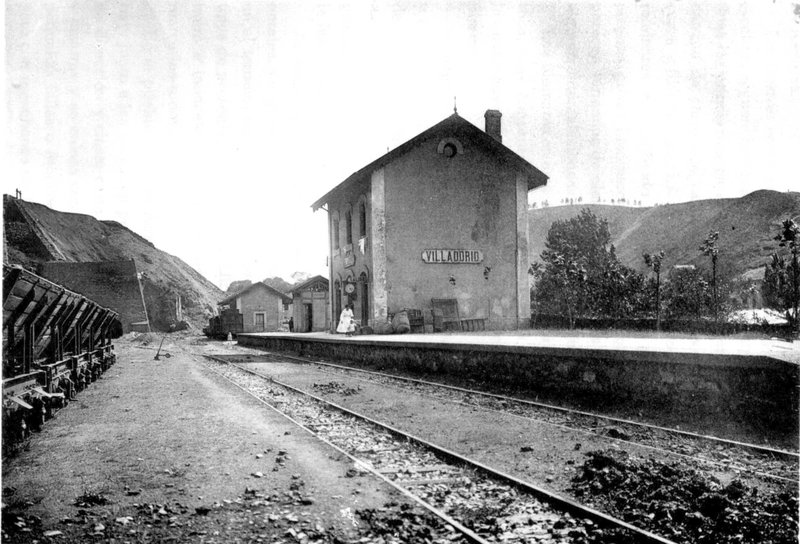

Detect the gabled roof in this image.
[312,113,548,211]
[219,282,292,306]
[290,275,329,294]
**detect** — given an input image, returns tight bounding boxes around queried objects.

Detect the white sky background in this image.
[4,1,800,290]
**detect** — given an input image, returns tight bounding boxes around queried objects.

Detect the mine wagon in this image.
[2,265,121,455]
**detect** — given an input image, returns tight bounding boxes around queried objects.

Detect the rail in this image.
[205,354,678,544]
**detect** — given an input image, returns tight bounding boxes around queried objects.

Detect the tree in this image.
[763,255,791,310]
[643,251,665,330]
[534,209,643,324]
[662,267,713,320]
[770,219,800,327]
[699,231,720,320]
[593,253,646,319]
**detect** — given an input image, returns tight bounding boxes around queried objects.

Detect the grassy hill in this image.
[3,195,223,330]
[528,190,800,279]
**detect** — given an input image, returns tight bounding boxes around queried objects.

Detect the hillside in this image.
[262,276,294,293]
[225,276,306,296]
[3,195,223,330]
[225,280,253,295]
[528,190,800,279]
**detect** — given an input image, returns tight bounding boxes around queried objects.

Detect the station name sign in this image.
[421,249,483,264]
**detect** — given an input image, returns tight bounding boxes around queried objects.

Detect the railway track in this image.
[223,350,798,484]
[203,353,677,544]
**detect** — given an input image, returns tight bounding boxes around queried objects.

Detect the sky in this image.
[4,1,799,290]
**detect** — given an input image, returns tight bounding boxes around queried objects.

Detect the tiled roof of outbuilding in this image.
[312,113,548,211]
[218,282,292,305]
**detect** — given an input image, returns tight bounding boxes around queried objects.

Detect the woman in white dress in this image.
[336,304,355,335]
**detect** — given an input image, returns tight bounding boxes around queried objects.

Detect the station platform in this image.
[237,331,799,443]
[238,331,800,366]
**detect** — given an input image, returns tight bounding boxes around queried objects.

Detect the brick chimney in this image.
[484,109,502,143]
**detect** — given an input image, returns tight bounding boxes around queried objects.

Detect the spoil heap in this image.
[3,195,223,331]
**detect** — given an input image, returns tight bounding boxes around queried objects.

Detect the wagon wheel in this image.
[28,399,46,431]
[58,380,70,407]
[18,414,30,442]
[64,379,75,401]
[45,395,55,419]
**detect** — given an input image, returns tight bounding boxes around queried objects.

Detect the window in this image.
[359,200,367,237]
[333,218,340,249]
[437,137,463,157]
[345,210,353,245]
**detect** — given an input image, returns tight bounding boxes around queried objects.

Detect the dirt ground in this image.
[1,336,430,543]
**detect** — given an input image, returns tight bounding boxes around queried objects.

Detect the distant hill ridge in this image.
[528,190,800,279]
[3,195,223,330]
[224,276,301,296]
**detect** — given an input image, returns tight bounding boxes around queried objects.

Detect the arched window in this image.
[345,210,353,245]
[332,217,340,250]
[358,200,367,238]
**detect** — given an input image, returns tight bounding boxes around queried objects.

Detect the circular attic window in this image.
[437,138,463,157]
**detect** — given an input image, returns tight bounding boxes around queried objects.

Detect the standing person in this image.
[336,304,355,335]
[288,317,294,332]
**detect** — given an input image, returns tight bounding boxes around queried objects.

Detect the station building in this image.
[289,275,330,332]
[312,110,548,331]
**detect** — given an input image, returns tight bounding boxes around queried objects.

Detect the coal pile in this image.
[357,502,446,542]
[312,381,363,396]
[571,449,798,544]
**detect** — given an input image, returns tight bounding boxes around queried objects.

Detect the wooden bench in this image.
[460,318,486,331]
[404,309,425,333]
[431,298,461,331]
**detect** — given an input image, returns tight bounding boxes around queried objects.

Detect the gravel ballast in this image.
[232,352,798,544]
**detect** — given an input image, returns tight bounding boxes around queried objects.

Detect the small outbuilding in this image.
[217,282,291,333]
[290,275,329,332]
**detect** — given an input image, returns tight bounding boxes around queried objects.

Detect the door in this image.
[254,312,265,331]
[305,303,313,332]
[359,273,369,327]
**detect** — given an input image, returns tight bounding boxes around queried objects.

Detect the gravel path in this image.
[1,336,463,543]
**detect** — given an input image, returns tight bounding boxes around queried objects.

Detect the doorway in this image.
[333,280,342,331]
[359,272,369,327]
[304,303,313,332]
[254,312,265,331]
